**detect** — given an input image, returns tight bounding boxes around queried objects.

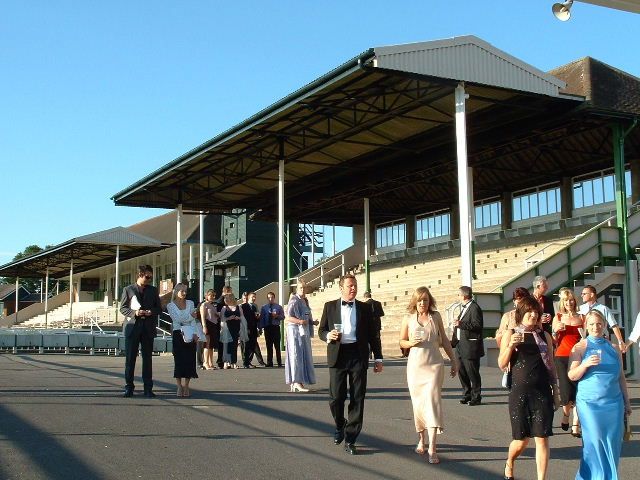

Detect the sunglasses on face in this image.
[144,275,153,280]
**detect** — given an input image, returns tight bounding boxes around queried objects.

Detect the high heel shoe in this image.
[503,461,514,480]
[290,383,309,393]
[571,425,582,438]
[561,413,570,431]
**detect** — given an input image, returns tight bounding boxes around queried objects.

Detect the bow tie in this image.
[341,301,353,307]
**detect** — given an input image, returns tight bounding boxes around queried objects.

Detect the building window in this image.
[513,185,561,221]
[416,210,450,240]
[375,220,406,248]
[573,169,631,209]
[474,200,501,229]
[239,266,246,277]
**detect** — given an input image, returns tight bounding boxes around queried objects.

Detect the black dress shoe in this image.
[459,397,471,404]
[123,388,134,398]
[334,427,345,445]
[143,391,156,398]
[467,398,481,406]
[345,443,357,455]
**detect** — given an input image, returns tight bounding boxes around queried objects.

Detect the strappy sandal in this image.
[428,452,440,464]
[415,441,425,455]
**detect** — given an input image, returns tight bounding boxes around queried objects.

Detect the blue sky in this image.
[1,1,638,265]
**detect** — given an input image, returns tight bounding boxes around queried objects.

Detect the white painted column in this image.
[56,280,60,296]
[68,260,74,329]
[152,255,157,287]
[40,280,43,302]
[44,267,50,329]
[455,83,473,287]
[364,197,371,292]
[332,224,336,256]
[114,246,120,323]
[176,204,183,285]
[14,277,19,324]
[199,213,204,303]
[310,223,315,267]
[278,157,286,305]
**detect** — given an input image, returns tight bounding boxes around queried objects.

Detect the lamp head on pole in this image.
[552,0,574,21]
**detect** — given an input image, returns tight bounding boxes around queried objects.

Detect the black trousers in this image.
[329,343,368,444]
[242,332,264,366]
[263,325,281,366]
[457,353,481,401]
[124,322,154,391]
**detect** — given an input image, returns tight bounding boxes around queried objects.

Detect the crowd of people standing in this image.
[120,266,633,478]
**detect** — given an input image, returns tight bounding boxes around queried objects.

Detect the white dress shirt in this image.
[578,302,617,327]
[340,301,357,344]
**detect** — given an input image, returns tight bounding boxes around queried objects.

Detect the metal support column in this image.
[364,197,371,292]
[332,224,336,256]
[455,83,473,287]
[68,260,74,330]
[44,267,49,329]
[188,245,194,283]
[14,277,19,324]
[114,245,120,321]
[199,212,204,303]
[311,223,315,267]
[278,139,286,351]
[176,204,183,285]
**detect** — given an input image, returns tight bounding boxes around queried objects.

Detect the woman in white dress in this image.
[399,286,457,464]
[167,283,199,397]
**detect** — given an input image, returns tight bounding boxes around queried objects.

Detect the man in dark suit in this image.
[363,291,384,342]
[452,285,484,406]
[532,275,554,335]
[318,274,383,455]
[120,265,161,398]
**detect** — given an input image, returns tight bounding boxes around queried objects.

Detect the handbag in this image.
[501,370,512,390]
[181,325,196,343]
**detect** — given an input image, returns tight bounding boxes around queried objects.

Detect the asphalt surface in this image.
[0,353,638,480]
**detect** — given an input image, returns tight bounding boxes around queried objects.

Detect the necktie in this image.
[342,301,353,307]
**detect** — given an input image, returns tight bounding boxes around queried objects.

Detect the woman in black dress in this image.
[498,295,559,480]
[219,294,248,369]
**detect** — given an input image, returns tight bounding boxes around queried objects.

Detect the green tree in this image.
[1,245,57,294]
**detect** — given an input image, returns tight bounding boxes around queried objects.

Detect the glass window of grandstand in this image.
[375,220,406,251]
[474,199,501,230]
[513,185,561,223]
[416,211,450,244]
[573,168,631,211]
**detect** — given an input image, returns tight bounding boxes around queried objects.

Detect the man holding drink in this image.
[318,274,383,455]
[532,275,554,335]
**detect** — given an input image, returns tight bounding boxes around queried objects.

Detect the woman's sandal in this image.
[428,452,440,464]
[176,386,183,397]
[415,441,425,455]
[571,425,582,438]
[504,462,514,480]
[561,413,570,431]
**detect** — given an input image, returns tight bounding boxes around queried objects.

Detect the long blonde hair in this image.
[407,286,437,314]
[557,287,578,314]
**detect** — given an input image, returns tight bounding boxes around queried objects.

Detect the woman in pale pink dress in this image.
[399,286,458,464]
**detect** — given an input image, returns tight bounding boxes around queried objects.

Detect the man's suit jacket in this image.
[537,294,554,335]
[454,300,484,359]
[318,299,383,368]
[364,298,385,338]
[120,284,161,339]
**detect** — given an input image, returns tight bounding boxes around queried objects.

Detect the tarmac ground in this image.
[0,353,638,480]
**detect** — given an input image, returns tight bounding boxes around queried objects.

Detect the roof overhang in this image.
[0,227,171,279]
[111,36,639,226]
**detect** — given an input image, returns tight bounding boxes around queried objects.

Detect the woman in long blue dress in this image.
[568,310,632,480]
[285,280,317,392]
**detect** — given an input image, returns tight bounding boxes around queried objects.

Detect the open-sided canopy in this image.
[112,36,640,225]
[0,227,170,279]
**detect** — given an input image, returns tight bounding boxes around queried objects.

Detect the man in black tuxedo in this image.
[120,265,161,398]
[452,285,484,406]
[318,274,383,455]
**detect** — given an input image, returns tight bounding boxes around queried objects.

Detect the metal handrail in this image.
[523,242,570,268]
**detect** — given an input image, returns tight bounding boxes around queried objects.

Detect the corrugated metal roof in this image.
[75,227,164,247]
[374,35,566,96]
